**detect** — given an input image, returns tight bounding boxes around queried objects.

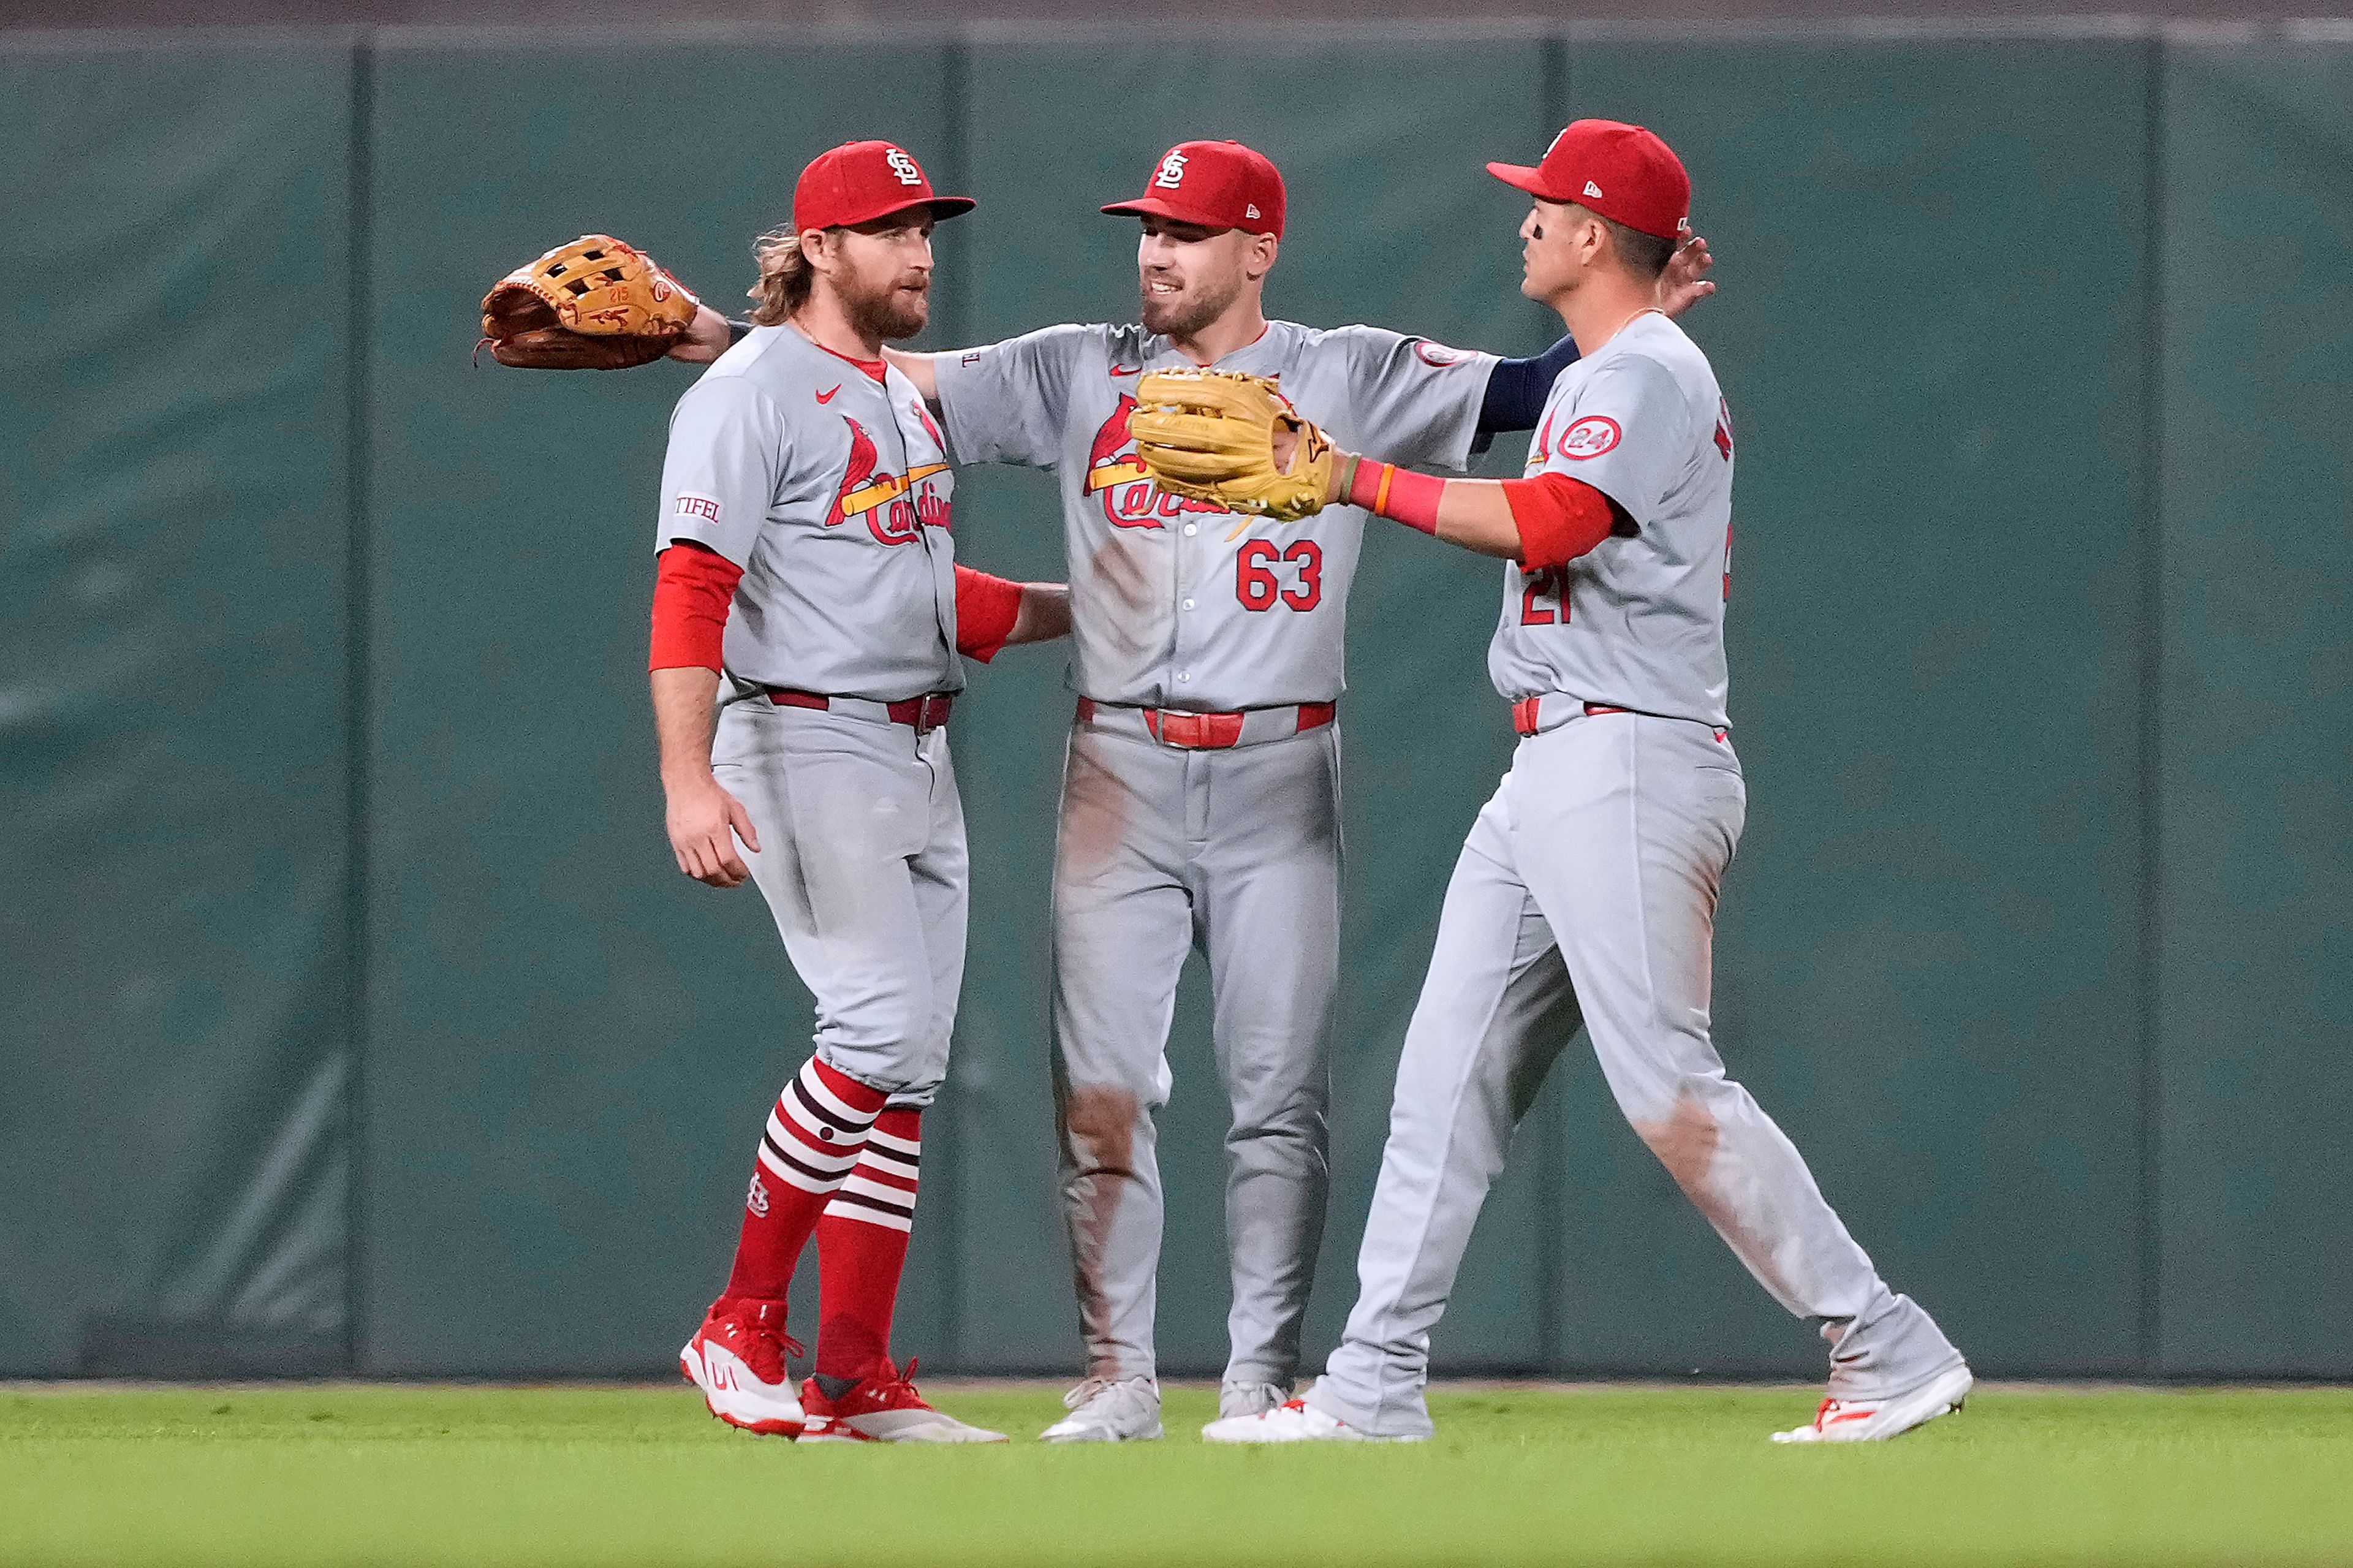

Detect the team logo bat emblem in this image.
[824,416,952,543]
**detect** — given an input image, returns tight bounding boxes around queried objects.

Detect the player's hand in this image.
[667,304,735,365]
[1659,233,1716,319]
[665,773,760,888]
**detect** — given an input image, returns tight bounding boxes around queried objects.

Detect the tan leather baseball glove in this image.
[477,235,699,369]
[1129,369,1335,522]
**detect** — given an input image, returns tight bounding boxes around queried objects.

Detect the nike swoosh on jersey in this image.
[816,385,842,404]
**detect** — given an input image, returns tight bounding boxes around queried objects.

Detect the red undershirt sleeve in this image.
[1501,472,1634,572]
[648,540,745,673]
[953,565,1025,664]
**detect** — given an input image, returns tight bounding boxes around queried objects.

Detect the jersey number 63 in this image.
[1237,539,1324,612]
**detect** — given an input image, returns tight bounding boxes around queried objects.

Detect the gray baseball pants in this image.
[713,695,968,1105]
[1051,702,1341,1387]
[1311,708,1963,1437]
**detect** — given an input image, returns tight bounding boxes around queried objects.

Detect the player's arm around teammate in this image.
[657,140,1070,1448]
[666,233,1717,443]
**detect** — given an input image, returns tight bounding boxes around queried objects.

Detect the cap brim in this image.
[1486,161,1565,200]
[1100,194,1231,229]
[838,195,976,228]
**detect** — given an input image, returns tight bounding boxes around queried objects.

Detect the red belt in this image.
[1078,697,1336,751]
[1512,697,1626,737]
[769,689,955,733]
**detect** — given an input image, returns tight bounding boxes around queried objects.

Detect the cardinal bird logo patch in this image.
[823,416,952,543]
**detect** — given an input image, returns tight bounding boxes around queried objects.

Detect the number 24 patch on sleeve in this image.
[1559,416,1621,460]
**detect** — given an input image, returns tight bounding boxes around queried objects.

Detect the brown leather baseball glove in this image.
[477,235,699,369]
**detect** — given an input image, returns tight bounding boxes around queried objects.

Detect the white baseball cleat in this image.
[1039,1375,1163,1442]
[1771,1363,1974,1444]
[795,1359,1007,1444]
[1202,1396,1418,1444]
[1215,1381,1291,1422]
[680,1299,805,1438]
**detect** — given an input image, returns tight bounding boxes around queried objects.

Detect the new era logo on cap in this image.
[1488,119,1691,241]
[1104,140,1286,237]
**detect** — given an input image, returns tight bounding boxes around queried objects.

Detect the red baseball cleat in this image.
[796,1358,1007,1444]
[680,1298,806,1437]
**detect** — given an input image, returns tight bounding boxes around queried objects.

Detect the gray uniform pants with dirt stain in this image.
[1051,706,1341,1387]
[1311,710,1964,1437]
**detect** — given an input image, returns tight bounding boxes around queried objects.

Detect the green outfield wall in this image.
[4,25,2347,1381]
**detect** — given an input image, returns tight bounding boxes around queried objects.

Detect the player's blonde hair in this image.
[746,224,820,325]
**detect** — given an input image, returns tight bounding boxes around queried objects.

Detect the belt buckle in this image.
[1159,711,1210,749]
[913,695,949,735]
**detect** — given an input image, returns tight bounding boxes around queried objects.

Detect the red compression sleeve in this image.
[649,540,744,673]
[1344,460,1448,535]
[1502,472,1629,572]
[953,565,1025,663]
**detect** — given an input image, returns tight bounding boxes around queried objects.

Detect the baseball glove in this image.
[1129,369,1335,522]
[477,235,699,369]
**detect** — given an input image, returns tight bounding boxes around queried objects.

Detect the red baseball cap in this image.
[1102,140,1285,238]
[1488,120,1690,241]
[794,140,975,231]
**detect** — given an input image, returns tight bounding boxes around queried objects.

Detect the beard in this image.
[840,268,931,342]
[1139,270,1244,339]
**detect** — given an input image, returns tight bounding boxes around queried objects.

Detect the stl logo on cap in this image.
[792,139,976,232]
[1154,151,1189,189]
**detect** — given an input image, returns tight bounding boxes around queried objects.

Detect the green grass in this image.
[2,1384,2349,1566]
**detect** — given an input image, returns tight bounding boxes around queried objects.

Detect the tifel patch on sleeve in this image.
[1558,415,1621,460]
[673,493,722,524]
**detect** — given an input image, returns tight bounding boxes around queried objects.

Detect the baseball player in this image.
[654,140,1070,1444]
[1134,122,1971,1445]
[629,138,1712,1441]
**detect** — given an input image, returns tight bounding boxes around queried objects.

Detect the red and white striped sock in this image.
[719,1056,888,1308]
[813,1107,921,1382]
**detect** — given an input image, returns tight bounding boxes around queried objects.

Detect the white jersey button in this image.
[1183,523,1198,536]
[1178,671,1191,683]
[1183,598,1195,611]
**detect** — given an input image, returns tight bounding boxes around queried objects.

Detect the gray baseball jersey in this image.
[659,324,962,703]
[930,317,1495,1396]
[934,320,1494,711]
[1305,316,1965,1439]
[1487,311,1733,727]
